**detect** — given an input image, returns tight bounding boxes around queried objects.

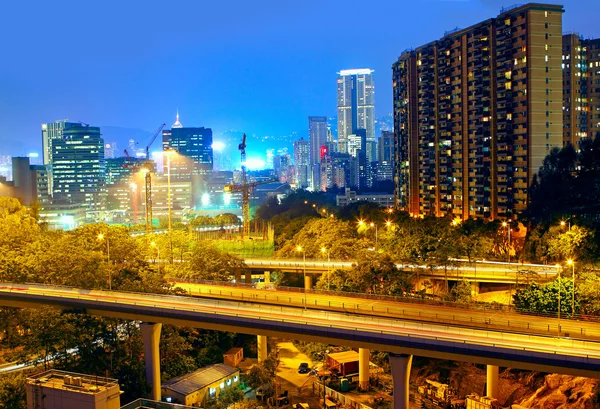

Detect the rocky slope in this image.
[516,374,599,409]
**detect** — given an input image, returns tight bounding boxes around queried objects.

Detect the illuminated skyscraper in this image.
[162,113,213,179]
[308,116,328,190]
[293,138,309,189]
[43,121,106,210]
[337,69,375,161]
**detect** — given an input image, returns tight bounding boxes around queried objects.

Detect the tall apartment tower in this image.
[337,69,375,161]
[393,3,564,220]
[562,35,600,147]
[42,121,106,210]
[293,138,310,189]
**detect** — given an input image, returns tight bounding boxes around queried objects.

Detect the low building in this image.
[223,347,244,367]
[325,351,359,376]
[335,188,394,208]
[26,370,120,409]
[39,203,87,230]
[161,363,240,407]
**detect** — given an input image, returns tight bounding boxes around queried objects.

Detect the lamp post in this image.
[97,233,111,290]
[502,220,511,265]
[567,259,575,317]
[297,246,307,310]
[321,247,330,291]
[151,241,160,274]
[557,264,561,335]
[369,222,378,252]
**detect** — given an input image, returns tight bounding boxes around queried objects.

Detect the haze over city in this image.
[1,0,599,158]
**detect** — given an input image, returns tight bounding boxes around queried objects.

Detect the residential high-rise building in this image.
[293,138,309,189]
[104,142,117,159]
[376,131,395,182]
[162,113,213,179]
[393,3,564,220]
[562,34,600,147]
[42,121,106,210]
[337,69,375,161]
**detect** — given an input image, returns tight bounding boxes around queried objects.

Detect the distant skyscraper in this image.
[105,142,117,159]
[266,149,275,169]
[162,113,213,179]
[308,116,328,190]
[378,131,394,164]
[293,138,309,189]
[336,69,375,161]
[43,121,106,210]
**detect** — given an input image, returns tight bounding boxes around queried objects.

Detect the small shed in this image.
[223,347,244,367]
[161,363,240,407]
[325,351,359,376]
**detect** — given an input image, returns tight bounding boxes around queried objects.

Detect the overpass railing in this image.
[171,278,600,339]
[3,283,600,366]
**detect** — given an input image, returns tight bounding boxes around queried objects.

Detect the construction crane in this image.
[143,123,166,234]
[224,133,277,238]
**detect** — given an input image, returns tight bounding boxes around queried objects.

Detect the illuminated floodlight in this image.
[212,141,225,151]
[201,193,210,207]
[223,192,231,206]
[28,153,39,158]
[243,158,266,170]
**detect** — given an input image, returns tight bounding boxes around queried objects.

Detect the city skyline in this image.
[1,1,599,158]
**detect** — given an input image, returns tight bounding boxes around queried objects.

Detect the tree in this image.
[513,278,577,316]
[547,225,592,262]
[0,373,26,409]
[446,280,473,303]
[167,242,247,281]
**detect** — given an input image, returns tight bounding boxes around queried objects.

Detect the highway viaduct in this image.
[243,258,559,287]
[1,283,599,409]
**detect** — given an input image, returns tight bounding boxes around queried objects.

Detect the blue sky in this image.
[0,0,598,157]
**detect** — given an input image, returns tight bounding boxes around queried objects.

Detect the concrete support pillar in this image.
[304,274,312,290]
[245,270,252,284]
[389,354,412,409]
[471,282,480,296]
[257,335,268,363]
[358,348,370,391]
[140,322,162,401]
[264,271,271,283]
[486,365,499,398]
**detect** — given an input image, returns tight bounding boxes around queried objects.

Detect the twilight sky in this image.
[0,0,598,157]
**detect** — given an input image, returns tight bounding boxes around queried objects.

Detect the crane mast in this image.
[224,133,277,238]
[144,123,166,234]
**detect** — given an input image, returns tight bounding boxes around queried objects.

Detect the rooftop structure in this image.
[27,370,121,409]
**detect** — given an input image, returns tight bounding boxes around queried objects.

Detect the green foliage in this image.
[166,241,247,281]
[0,372,26,409]
[315,253,413,296]
[446,280,473,303]
[513,277,578,316]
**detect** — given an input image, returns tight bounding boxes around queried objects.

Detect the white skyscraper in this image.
[336,69,375,161]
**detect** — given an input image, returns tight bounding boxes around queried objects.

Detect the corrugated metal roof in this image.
[327,350,359,364]
[162,364,239,396]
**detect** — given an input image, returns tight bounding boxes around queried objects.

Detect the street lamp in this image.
[556,264,561,335]
[567,259,575,316]
[296,245,307,310]
[97,233,111,290]
[151,241,160,274]
[321,247,330,291]
[502,220,512,265]
[369,222,378,252]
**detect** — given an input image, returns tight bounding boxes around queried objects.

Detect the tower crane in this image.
[224,133,277,238]
[143,123,166,234]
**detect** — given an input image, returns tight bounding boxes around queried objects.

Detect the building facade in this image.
[393,3,564,220]
[293,138,310,189]
[308,116,328,188]
[562,34,600,147]
[44,122,106,210]
[337,69,376,161]
[162,114,213,179]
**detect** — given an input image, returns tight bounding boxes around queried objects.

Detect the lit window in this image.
[545,44,548,51]
[545,55,549,62]
[545,11,548,17]
[220,382,225,389]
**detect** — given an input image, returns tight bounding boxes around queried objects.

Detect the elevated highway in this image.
[244,258,559,284]
[1,283,598,407]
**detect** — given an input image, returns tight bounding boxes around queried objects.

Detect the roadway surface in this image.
[243,259,559,284]
[1,283,600,377]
